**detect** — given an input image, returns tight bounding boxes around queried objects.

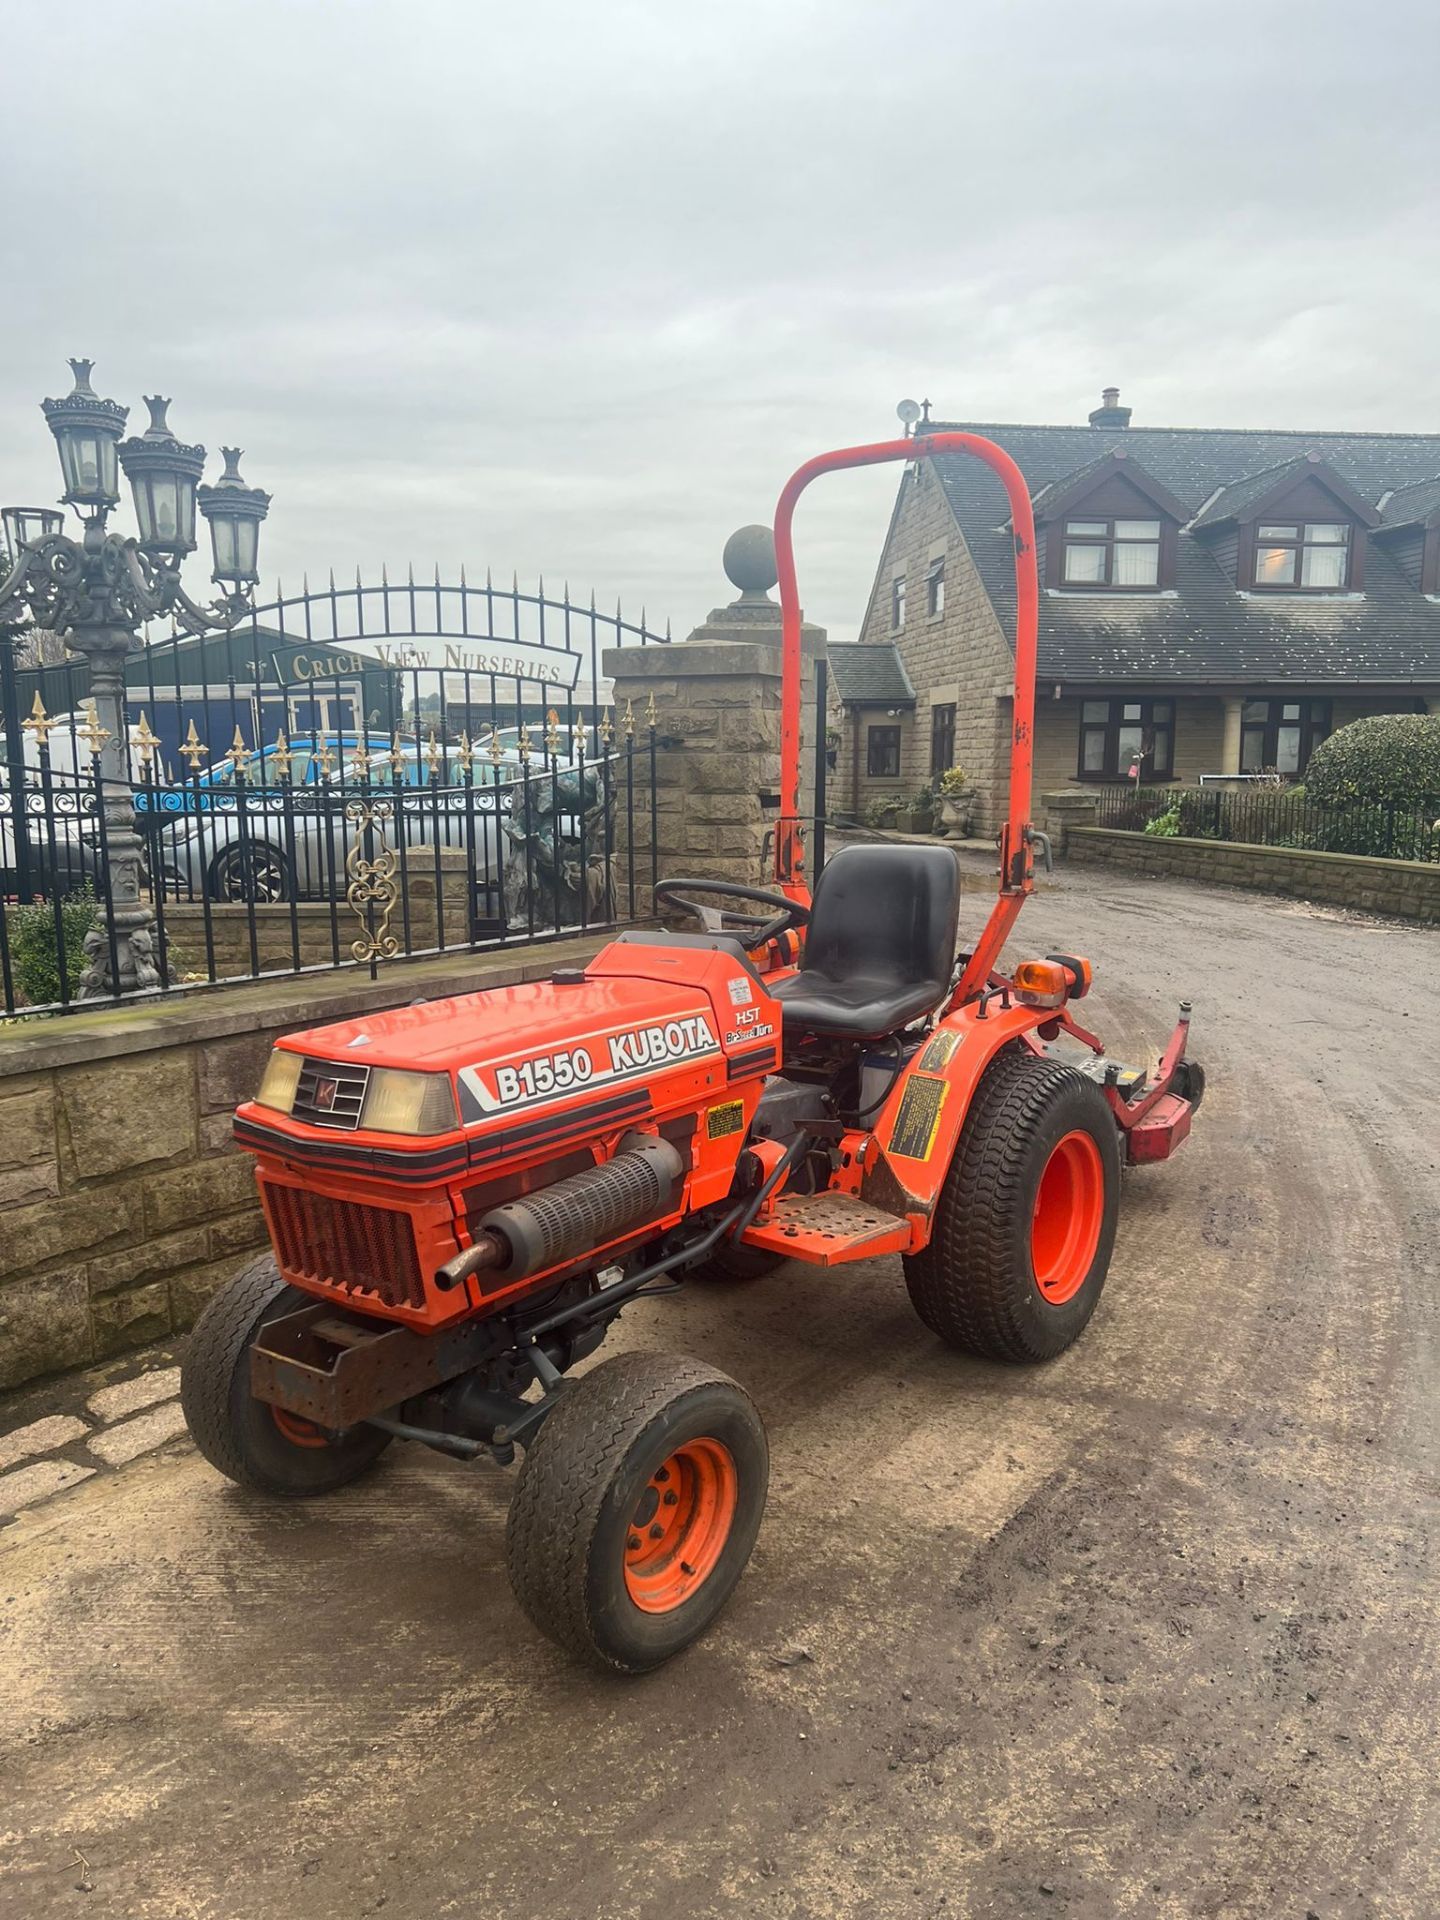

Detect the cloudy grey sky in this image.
[2,0,1437,641]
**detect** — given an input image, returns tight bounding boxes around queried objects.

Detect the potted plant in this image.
[935,765,975,836]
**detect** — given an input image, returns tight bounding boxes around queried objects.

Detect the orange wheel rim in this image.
[1030,1130,1105,1306]
[271,1405,332,1449]
[623,1437,738,1615]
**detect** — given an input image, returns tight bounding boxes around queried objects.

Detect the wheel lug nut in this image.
[663,1490,679,1506]
[654,1467,670,1483]
[627,1535,641,1551]
[649,1524,664,1540]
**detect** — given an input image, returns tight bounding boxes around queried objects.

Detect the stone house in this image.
[839,391,1440,829]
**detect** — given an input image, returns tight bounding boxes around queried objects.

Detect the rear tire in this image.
[180,1253,392,1496]
[505,1352,768,1673]
[903,1049,1120,1363]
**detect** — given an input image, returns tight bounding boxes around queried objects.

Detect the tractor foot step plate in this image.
[741,1192,911,1266]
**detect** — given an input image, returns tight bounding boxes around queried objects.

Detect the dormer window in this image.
[1252,522,1351,590]
[1062,516,1162,588]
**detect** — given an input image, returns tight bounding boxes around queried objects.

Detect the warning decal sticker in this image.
[706,1099,746,1140]
[917,1029,962,1073]
[888,1075,948,1161]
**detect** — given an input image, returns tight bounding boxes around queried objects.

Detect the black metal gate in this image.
[0,572,667,1014]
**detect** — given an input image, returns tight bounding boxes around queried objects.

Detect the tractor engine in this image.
[233,937,783,1330]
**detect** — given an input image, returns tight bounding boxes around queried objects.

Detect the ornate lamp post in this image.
[0,358,271,996]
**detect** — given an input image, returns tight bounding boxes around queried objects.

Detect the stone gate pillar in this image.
[603,527,826,905]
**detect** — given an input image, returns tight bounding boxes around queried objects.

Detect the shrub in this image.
[1305,713,1440,810]
[1143,803,1182,838]
[7,888,96,1006]
[937,766,972,797]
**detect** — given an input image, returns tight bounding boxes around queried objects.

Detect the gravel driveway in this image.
[1,861,1436,1920]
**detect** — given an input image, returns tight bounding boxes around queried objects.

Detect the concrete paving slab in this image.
[0,1457,96,1516]
[86,1365,181,1425]
[84,1399,187,1467]
[0,1414,89,1472]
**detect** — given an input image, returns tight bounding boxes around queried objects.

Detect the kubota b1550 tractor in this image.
[181,434,1202,1672]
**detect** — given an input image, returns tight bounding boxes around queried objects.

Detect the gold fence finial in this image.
[228,725,251,781]
[314,737,336,779]
[271,729,295,781]
[622,699,636,740]
[544,707,561,754]
[348,737,371,782]
[574,719,588,761]
[388,734,406,780]
[22,691,54,749]
[518,721,532,765]
[645,690,658,729]
[80,699,111,759]
[425,728,443,778]
[458,729,474,775]
[598,707,614,748]
[132,710,159,775]
[487,728,505,767]
[180,719,208,771]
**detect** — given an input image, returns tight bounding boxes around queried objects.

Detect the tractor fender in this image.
[858,1001,1053,1240]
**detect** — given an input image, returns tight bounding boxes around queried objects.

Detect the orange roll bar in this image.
[771,432,1040,1002]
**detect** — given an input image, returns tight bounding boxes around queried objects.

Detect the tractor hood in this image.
[234,937,781,1167]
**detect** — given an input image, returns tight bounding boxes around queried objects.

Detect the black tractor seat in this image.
[772,843,961,1042]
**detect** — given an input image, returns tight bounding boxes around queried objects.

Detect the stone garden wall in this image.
[1067,827,1440,923]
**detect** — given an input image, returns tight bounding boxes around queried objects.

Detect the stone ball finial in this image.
[723,524,778,602]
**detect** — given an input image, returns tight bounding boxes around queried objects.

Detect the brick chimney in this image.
[1088,386,1132,429]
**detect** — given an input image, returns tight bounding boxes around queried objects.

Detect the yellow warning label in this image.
[706,1099,746,1141]
[889,1076,947,1160]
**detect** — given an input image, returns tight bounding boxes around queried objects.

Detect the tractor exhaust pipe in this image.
[435,1134,685,1291]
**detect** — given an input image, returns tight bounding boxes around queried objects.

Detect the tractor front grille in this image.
[263,1181,425,1311]
[291,1058,370,1131]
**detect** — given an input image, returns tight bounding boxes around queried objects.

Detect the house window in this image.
[890,576,906,630]
[925,556,945,618]
[1240,699,1331,775]
[1077,697,1175,779]
[1252,523,1351,590]
[867,724,902,778]
[1062,517,1162,588]
[930,703,956,774]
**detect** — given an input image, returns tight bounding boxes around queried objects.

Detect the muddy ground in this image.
[1,863,1436,1920]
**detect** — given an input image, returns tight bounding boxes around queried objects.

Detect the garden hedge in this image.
[1305,713,1440,810]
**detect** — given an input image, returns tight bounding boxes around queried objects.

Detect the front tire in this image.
[180,1253,392,1496]
[903,1049,1120,1363]
[505,1352,769,1673]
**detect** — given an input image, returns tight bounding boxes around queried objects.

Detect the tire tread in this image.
[505,1351,761,1672]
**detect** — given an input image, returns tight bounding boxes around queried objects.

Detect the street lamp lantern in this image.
[198,446,271,587]
[41,358,128,512]
[118,396,206,556]
[1,505,64,554]
[0,357,275,999]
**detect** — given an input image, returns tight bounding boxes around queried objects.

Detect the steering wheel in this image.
[653,877,811,953]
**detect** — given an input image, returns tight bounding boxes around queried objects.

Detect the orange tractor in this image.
[182,434,1202,1671]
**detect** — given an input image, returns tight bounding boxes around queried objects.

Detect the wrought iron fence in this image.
[1094,783,1440,863]
[1,573,667,1017]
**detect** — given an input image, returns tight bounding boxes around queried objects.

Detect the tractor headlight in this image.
[362,1068,459,1136]
[255,1048,303,1115]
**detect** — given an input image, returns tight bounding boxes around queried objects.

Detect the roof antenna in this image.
[896,398,921,439]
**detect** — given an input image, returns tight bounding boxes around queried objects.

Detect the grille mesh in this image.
[292,1058,370,1130]
[263,1182,425,1310]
